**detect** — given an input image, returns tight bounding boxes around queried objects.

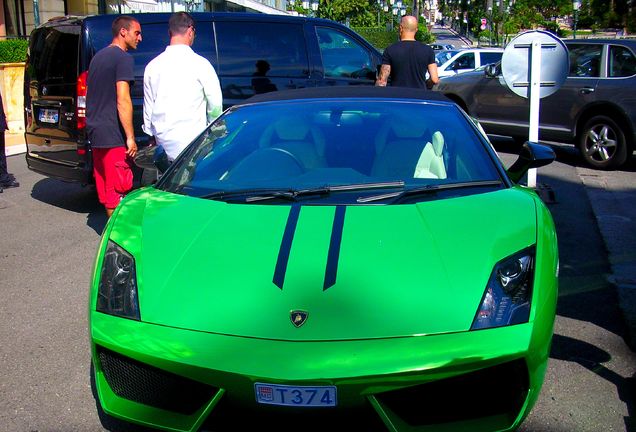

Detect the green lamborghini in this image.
[90,87,558,432]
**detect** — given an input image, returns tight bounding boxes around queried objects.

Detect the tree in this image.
[319,0,377,26]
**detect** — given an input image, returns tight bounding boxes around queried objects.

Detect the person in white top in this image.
[143,12,223,161]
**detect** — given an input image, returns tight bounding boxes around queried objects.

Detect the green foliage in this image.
[321,0,377,26]
[416,24,435,44]
[0,39,28,63]
[353,25,434,51]
[353,27,398,50]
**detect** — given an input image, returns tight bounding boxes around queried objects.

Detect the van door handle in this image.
[580,87,595,94]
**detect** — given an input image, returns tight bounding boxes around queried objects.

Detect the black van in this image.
[24,12,382,184]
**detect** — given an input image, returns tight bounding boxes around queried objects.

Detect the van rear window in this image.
[28,26,80,83]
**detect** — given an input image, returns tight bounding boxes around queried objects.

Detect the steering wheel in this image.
[266,147,305,172]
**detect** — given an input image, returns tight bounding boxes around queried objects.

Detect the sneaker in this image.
[0,179,19,188]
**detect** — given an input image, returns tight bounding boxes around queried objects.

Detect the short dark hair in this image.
[112,16,139,38]
[169,12,195,37]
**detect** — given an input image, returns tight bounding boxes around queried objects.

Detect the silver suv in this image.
[435,39,636,169]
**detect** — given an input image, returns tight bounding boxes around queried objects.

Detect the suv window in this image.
[29,26,79,84]
[568,44,602,78]
[316,27,373,78]
[608,45,636,78]
[480,52,502,66]
[450,52,475,70]
[216,21,308,77]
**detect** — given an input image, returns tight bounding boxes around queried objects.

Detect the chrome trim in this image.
[27,152,78,167]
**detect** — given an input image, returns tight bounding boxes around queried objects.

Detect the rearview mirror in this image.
[506,142,555,183]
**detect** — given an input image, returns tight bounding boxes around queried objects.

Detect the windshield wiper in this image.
[358,180,504,203]
[245,181,405,202]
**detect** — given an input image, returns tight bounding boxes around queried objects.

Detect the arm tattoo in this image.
[376,64,391,86]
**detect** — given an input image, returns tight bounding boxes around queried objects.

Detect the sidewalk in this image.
[578,165,636,349]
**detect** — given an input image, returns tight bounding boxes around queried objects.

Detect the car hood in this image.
[108,188,538,341]
[436,69,485,87]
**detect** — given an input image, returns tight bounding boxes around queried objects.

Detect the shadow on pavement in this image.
[551,334,635,432]
[31,178,107,235]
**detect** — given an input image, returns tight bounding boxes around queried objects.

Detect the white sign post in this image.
[527,39,542,188]
[501,31,569,188]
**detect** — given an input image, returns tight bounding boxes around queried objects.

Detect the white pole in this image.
[527,39,542,188]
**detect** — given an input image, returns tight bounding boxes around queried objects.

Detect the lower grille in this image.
[376,359,529,428]
[97,346,217,415]
[201,394,388,431]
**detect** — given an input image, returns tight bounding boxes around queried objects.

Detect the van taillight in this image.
[77,70,88,129]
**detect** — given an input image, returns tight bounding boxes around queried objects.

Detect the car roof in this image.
[83,11,318,26]
[562,38,636,48]
[40,11,335,28]
[241,87,454,105]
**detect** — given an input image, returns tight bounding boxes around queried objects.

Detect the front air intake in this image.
[97,346,217,415]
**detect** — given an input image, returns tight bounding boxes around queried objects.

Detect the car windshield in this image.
[436,50,459,65]
[156,99,503,204]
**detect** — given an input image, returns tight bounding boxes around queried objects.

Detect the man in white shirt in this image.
[143,12,223,161]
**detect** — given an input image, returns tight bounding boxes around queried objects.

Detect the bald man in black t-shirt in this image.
[375,16,439,89]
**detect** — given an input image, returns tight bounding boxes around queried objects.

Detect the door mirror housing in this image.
[506,142,556,183]
[485,62,501,77]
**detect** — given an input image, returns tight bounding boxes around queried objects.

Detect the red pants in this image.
[92,147,132,210]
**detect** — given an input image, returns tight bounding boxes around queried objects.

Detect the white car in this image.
[435,48,504,78]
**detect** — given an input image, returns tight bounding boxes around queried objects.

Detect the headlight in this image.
[471,248,534,330]
[96,241,140,320]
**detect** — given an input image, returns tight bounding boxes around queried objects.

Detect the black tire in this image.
[577,115,628,170]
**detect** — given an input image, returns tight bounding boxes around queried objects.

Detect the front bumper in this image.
[90,312,552,432]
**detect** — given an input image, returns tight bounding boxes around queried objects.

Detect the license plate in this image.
[254,383,337,407]
[38,108,59,124]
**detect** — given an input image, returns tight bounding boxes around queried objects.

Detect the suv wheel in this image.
[577,115,628,170]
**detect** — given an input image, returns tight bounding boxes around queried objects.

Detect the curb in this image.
[443,26,474,47]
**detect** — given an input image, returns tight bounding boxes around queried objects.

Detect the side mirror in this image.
[506,142,555,183]
[133,145,169,181]
[484,63,500,77]
[133,145,157,171]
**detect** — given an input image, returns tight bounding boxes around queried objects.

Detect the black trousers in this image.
[0,129,10,182]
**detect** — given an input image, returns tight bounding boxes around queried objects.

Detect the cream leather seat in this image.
[372,118,447,180]
[413,131,447,179]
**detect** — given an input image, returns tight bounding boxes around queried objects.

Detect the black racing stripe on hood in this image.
[273,205,301,289]
[323,206,346,291]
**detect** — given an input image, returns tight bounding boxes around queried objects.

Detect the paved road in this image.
[0,143,634,431]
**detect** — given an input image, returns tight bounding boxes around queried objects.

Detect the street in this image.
[0,136,634,431]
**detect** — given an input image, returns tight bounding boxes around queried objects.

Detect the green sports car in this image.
[90,87,558,432]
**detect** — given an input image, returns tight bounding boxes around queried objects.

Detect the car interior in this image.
[170,102,503,200]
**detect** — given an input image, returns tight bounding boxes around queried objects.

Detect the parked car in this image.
[430,43,454,51]
[435,39,636,169]
[90,86,558,432]
[435,48,504,78]
[23,13,381,185]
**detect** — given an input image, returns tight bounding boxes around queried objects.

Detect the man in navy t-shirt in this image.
[375,15,438,89]
[86,16,142,218]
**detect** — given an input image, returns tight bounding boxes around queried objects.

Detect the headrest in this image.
[431,131,445,156]
[273,119,310,141]
[389,118,429,139]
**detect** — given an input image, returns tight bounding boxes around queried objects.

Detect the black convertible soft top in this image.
[241,86,452,105]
